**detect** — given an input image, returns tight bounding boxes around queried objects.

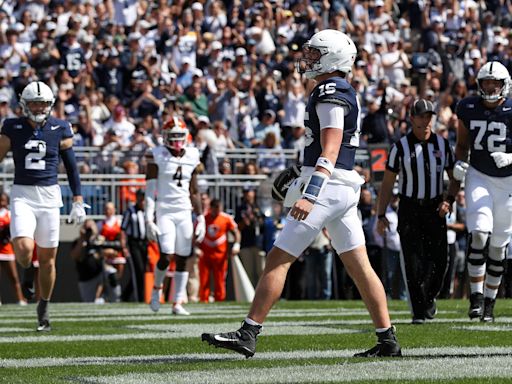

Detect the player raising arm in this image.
[0,81,87,331]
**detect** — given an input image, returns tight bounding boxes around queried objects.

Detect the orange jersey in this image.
[99,216,122,241]
[0,208,13,256]
[200,212,237,259]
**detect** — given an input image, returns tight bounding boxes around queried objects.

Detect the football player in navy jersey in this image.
[202,30,401,358]
[0,81,88,331]
[454,61,512,322]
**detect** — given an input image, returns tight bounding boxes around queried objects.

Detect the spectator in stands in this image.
[257,131,286,176]
[178,80,209,118]
[252,109,281,148]
[70,219,105,303]
[119,161,145,212]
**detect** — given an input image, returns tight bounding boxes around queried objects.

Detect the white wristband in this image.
[232,242,241,252]
[302,171,329,203]
[315,157,334,175]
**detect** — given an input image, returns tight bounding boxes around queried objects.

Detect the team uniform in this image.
[456,96,512,246]
[151,145,200,255]
[0,208,14,261]
[199,211,238,302]
[1,116,73,248]
[274,77,365,256]
[98,216,125,265]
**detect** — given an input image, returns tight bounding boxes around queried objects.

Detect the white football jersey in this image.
[151,145,201,212]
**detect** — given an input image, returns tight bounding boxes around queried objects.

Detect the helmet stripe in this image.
[36,82,40,95]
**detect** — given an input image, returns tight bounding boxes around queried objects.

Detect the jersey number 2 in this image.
[24,140,46,170]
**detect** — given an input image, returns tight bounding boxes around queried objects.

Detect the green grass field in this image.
[1,299,512,383]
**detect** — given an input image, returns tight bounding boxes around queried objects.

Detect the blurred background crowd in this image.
[2,0,512,304]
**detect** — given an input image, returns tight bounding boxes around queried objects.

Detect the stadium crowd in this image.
[2,0,512,307]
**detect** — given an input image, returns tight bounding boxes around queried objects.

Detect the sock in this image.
[470,282,484,294]
[37,299,49,322]
[154,267,167,289]
[484,286,498,300]
[172,271,189,304]
[245,317,262,327]
[376,327,389,334]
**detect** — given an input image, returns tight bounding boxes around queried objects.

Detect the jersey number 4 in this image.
[24,140,46,170]
[470,120,507,152]
[173,165,183,187]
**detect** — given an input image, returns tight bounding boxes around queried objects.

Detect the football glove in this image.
[491,152,512,168]
[67,201,90,224]
[272,165,302,202]
[195,214,206,243]
[146,221,161,242]
[453,160,469,181]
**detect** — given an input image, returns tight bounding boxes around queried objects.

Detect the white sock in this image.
[172,271,189,304]
[470,282,484,294]
[154,267,167,289]
[376,327,389,333]
[245,317,262,326]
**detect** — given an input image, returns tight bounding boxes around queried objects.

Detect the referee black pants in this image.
[397,197,448,320]
[122,239,148,302]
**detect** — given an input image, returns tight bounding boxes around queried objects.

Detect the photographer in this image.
[71,220,124,303]
[70,220,105,303]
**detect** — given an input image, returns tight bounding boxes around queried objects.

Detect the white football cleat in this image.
[18,300,28,306]
[172,304,190,316]
[150,288,162,312]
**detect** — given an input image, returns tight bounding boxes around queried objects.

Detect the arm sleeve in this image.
[60,146,82,196]
[315,103,348,130]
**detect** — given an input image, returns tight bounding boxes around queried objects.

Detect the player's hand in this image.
[146,221,161,242]
[376,216,390,236]
[194,214,206,243]
[68,201,90,224]
[290,198,313,221]
[453,160,469,181]
[491,152,512,168]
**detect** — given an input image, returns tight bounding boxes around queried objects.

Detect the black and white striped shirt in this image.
[121,205,146,240]
[386,132,455,199]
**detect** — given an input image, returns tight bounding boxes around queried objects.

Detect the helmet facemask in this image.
[477,78,508,102]
[162,116,188,151]
[476,61,511,103]
[20,81,55,124]
[296,45,325,79]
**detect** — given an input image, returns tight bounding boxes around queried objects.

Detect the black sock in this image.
[37,299,49,322]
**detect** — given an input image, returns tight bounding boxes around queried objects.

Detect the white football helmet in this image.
[476,61,511,102]
[296,29,357,79]
[162,116,189,151]
[20,81,55,124]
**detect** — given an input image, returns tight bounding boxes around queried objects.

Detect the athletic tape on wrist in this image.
[315,157,334,175]
[302,171,329,203]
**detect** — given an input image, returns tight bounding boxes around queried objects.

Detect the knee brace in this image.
[157,256,170,271]
[467,231,490,266]
[467,231,490,278]
[175,255,188,272]
[487,245,506,278]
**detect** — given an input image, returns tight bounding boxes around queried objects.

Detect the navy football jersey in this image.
[60,45,85,78]
[456,96,512,177]
[1,116,73,186]
[303,77,360,170]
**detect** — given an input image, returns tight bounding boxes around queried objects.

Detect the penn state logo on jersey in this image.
[303,77,361,171]
[456,96,512,177]
[1,116,73,186]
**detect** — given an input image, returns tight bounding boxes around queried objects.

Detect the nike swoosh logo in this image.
[214,335,239,342]
[50,125,60,130]
[503,107,511,111]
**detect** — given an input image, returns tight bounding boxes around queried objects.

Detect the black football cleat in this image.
[425,299,437,320]
[36,320,51,332]
[480,297,496,323]
[354,326,402,358]
[468,292,484,319]
[201,321,262,358]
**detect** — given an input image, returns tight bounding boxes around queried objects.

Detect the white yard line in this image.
[2,346,512,369]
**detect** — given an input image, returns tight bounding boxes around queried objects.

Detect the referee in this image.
[376,99,459,324]
[121,189,148,302]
